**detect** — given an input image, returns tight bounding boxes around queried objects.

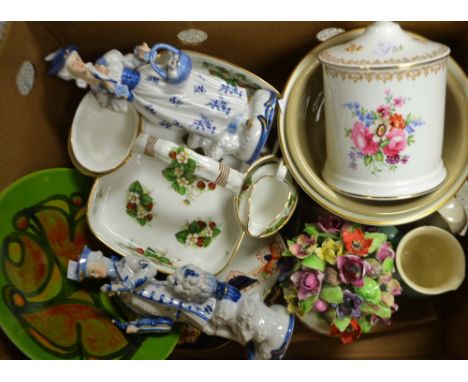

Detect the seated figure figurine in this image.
[67,247,294,360]
[45,43,276,164]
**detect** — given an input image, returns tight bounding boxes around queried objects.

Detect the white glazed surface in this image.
[71,92,139,173]
[396,226,465,295]
[319,21,449,68]
[87,152,243,274]
[236,159,297,237]
[322,63,448,198]
[248,177,290,236]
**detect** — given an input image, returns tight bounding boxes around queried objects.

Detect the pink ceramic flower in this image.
[288,234,315,259]
[383,128,407,157]
[337,255,371,287]
[376,242,395,263]
[290,270,323,300]
[351,121,378,155]
[313,299,329,313]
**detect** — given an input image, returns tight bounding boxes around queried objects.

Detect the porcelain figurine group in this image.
[67,248,294,360]
[50,40,295,360]
[46,43,275,164]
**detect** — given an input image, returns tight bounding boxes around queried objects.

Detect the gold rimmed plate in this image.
[278,28,468,226]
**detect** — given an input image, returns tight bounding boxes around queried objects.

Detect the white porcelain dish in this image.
[87,152,244,275]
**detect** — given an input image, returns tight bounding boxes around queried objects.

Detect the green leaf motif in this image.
[129,181,143,194]
[364,155,373,166]
[382,257,394,273]
[136,218,147,226]
[365,232,387,254]
[360,302,391,319]
[380,138,390,148]
[407,135,415,146]
[189,221,202,233]
[281,250,294,257]
[333,317,351,332]
[302,255,325,272]
[140,194,152,207]
[375,151,384,162]
[298,295,318,315]
[358,317,373,333]
[203,237,212,248]
[175,230,188,244]
[184,159,197,174]
[320,285,344,304]
[212,227,221,238]
[304,224,319,237]
[162,167,177,182]
[172,182,186,195]
[354,277,381,305]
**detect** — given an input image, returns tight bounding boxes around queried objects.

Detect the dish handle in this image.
[133,133,244,194]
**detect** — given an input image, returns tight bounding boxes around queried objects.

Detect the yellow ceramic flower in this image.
[315,239,343,265]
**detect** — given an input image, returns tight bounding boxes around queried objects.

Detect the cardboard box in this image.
[0,21,467,359]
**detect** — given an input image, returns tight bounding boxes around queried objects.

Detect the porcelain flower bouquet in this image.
[281,216,402,344]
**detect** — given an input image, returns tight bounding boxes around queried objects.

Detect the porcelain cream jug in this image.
[318,21,450,199]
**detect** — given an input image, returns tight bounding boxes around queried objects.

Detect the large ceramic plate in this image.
[278,28,468,226]
[87,153,244,275]
[0,168,179,359]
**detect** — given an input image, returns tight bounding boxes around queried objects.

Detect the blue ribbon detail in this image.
[214,281,241,303]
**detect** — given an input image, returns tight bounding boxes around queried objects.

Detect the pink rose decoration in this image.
[290,270,323,301]
[351,121,378,155]
[288,234,314,259]
[376,242,395,263]
[383,128,407,157]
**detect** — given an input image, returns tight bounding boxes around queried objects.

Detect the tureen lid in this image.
[318,21,450,69]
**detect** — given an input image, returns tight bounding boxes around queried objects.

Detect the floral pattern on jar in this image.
[175,220,221,248]
[126,181,154,226]
[344,89,424,174]
[162,146,217,206]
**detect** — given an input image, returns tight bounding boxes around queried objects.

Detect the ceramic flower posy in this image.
[344,89,424,174]
[281,215,402,344]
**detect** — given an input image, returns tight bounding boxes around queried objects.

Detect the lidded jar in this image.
[318,21,450,199]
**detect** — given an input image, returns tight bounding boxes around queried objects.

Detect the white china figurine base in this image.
[68,248,294,360]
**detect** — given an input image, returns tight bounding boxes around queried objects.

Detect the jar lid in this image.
[318,21,450,69]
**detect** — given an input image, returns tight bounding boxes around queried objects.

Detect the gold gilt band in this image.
[215,162,230,187]
[144,135,159,157]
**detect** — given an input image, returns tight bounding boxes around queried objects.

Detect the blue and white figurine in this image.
[67,247,294,360]
[45,43,276,164]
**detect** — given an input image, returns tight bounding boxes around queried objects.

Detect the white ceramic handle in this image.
[275,160,288,181]
[437,197,467,236]
[133,133,243,194]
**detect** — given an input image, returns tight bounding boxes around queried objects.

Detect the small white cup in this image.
[396,226,465,296]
